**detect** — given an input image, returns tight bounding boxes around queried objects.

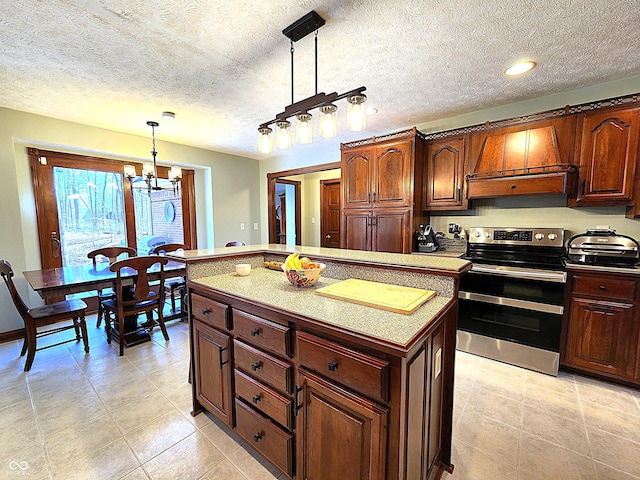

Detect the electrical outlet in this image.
[240,223,245,230]
[311,217,315,224]
[253,223,258,230]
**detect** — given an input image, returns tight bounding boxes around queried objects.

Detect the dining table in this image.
[23,259,186,346]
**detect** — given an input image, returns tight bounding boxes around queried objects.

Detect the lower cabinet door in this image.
[235,399,294,478]
[297,368,388,480]
[193,320,233,427]
[566,298,633,376]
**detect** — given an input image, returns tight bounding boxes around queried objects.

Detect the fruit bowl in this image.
[282,263,326,288]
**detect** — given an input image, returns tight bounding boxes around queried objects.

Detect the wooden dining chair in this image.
[151,243,187,321]
[87,246,136,328]
[101,255,169,356]
[1,259,89,371]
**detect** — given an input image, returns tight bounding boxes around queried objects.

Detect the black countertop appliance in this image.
[416,224,438,253]
[566,229,640,267]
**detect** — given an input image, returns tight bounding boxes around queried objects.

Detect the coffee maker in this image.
[416,225,439,253]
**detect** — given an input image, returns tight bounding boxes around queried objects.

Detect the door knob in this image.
[325,235,331,239]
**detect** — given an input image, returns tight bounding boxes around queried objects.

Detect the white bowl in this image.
[236,263,251,276]
[282,263,326,287]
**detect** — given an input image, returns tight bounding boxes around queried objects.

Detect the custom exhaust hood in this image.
[466,118,578,199]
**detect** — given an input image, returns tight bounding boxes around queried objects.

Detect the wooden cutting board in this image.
[315,278,436,314]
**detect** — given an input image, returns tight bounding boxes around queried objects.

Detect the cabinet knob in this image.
[328,360,339,372]
[254,432,263,443]
[599,285,606,290]
[252,394,261,404]
[251,361,262,371]
[510,184,516,189]
[201,308,211,315]
[250,328,260,336]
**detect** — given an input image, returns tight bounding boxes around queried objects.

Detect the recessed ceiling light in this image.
[505,61,536,76]
[162,111,176,120]
[366,107,378,116]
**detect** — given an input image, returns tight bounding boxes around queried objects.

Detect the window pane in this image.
[133,185,184,254]
[53,167,126,267]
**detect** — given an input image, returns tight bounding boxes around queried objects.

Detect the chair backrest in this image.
[151,243,186,255]
[225,241,245,247]
[109,256,168,309]
[1,259,32,323]
[87,246,136,268]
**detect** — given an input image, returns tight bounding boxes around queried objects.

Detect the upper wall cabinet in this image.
[423,135,468,210]
[569,106,640,207]
[466,116,577,199]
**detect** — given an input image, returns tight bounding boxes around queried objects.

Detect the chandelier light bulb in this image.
[142,162,155,178]
[319,104,338,138]
[168,166,182,182]
[123,164,137,179]
[257,126,273,153]
[296,113,313,144]
[346,94,367,132]
[276,120,292,150]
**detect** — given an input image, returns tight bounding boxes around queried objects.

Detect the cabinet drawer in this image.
[233,309,292,358]
[191,294,230,331]
[572,275,636,302]
[297,331,390,403]
[235,369,292,430]
[235,398,294,478]
[234,340,292,394]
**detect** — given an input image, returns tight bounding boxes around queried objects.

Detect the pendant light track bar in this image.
[282,10,325,42]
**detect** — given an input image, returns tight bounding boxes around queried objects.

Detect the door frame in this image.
[320,178,341,248]
[267,162,341,245]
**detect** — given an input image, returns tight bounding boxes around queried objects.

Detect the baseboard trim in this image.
[0,328,25,344]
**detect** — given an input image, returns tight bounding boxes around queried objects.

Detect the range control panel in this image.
[468,227,565,248]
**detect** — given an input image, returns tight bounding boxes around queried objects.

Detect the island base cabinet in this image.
[296,368,388,480]
[192,320,234,428]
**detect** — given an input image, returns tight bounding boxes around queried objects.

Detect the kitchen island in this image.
[174,245,471,480]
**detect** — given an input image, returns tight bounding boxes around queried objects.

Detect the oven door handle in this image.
[458,291,565,315]
[470,264,567,283]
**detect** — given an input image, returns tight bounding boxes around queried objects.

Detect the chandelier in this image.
[124,121,182,195]
[257,11,367,153]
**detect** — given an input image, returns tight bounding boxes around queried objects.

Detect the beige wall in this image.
[0,108,260,333]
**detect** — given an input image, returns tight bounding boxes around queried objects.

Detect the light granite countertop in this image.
[191,267,454,348]
[172,244,470,273]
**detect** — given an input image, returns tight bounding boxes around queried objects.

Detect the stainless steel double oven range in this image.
[458,227,566,375]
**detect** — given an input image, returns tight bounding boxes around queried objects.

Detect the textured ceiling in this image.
[2,0,640,161]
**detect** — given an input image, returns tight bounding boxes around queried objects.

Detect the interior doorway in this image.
[267,162,341,246]
[274,179,301,245]
[320,179,341,248]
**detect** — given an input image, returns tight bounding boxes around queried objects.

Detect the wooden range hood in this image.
[467,123,577,199]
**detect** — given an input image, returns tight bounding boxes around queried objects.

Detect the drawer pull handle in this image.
[251,361,262,371]
[253,432,263,443]
[599,285,606,290]
[294,385,303,417]
[202,308,211,315]
[510,184,516,189]
[328,360,339,372]
[252,394,261,404]
[250,328,260,337]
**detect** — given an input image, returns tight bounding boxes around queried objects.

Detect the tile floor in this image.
[1,316,639,480]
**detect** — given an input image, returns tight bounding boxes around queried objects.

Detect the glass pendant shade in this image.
[168,166,182,181]
[123,164,137,179]
[142,162,155,178]
[276,120,292,150]
[346,94,367,132]
[296,113,313,144]
[257,127,273,153]
[319,104,338,138]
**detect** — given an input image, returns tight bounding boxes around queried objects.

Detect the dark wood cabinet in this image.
[296,368,388,480]
[341,128,426,254]
[562,271,640,385]
[192,320,234,427]
[424,136,467,210]
[570,106,640,206]
[343,208,411,254]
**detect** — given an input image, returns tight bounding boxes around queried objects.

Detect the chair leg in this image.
[105,311,112,344]
[73,319,81,341]
[156,307,170,342]
[78,315,90,353]
[20,335,28,356]
[23,324,37,371]
[118,314,125,356]
[96,301,103,328]
[170,286,177,313]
